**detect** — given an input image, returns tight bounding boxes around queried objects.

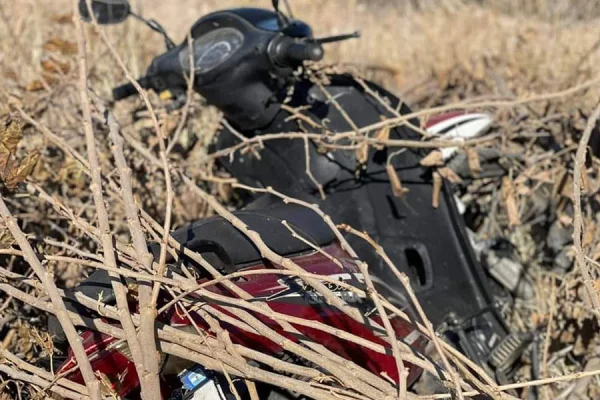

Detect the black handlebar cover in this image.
[283,42,324,63]
[270,37,324,67]
[112,77,151,101]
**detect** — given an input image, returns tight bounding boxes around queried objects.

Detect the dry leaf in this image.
[573,109,587,131]
[434,66,450,89]
[27,58,71,91]
[41,57,71,75]
[558,213,573,226]
[25,80,47,92]
[531,170,554,184]
[217,181,232,203]
[26,75,60,91]
[160,114,178,136]
[4,151,40,189]
[3,70,17,82]
[387,163,409,198]
[559,175,575,200]
[0,117,23,169]
[0,222,14,248]
[560,331,574,344]
[583,221,595,249]
[502,176,521,226]
[1,117,23,154]
[373,126,390,150]
[581,170,590,194]
[420,150,444,167]
[516,183,531,196]
[51,13,73,24]
[514,174,528,186]
[133,118,156,131]
[355,142,369,165]
[0,145,10,171]
[466,147,481,175]
[438,167,462,183]
[43,37,78,55]
[432,172,442,208]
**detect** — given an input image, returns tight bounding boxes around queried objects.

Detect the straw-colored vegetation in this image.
[2,0,600,399]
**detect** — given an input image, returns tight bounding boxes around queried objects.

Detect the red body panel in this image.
[423,111,467,128]
[59,242,426,396]
[58,330,140,395]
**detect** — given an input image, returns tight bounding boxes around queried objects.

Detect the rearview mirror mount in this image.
[78,0,131,25]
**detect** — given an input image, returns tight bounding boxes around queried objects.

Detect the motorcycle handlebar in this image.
[112,36,324,102]
[112,77,151,101]
[269,37,324,67]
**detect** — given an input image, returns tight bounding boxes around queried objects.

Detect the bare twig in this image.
[0,364,88,400]
[166,33,195,155]
[281,220,343,268]
[358,257,410,398]
[0,197,101,399]
[338,225,468,400]
[182,175,382,330]
[303,136,326,199]
[0,281,374,400]
[82,0,173,381]
[542,277,557,378]
[1,349,88,397]
[231,183,499,388]
[572,99,600,313]
[74,3,159,397]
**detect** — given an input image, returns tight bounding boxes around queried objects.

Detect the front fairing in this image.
[213,74,508,365]
[215,75,423,195]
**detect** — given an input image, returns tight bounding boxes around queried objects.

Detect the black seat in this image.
[49,198,335,346]
[150,199,336,271]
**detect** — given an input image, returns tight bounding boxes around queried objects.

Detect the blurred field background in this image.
[4,0,600,98]
[3,0,600,398]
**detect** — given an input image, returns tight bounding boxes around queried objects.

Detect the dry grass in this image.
[2,0,600,399]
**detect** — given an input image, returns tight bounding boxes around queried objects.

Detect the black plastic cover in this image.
[148,201,335,269]
[215,75,507,330]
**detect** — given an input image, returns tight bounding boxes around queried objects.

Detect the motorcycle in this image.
[46,0,528,398]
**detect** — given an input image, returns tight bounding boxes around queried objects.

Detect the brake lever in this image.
[314,31,360,44]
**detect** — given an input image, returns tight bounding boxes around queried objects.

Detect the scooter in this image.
[47,1,525,398]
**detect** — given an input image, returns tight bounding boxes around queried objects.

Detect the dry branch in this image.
[0,364,87,400]
[73,3,159,397]
[5,4,600,399]
[0,197,101,399]
[572,99,600,313]
[81,0,173,381]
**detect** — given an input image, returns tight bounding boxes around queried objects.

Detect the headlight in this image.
[180,28,244,74]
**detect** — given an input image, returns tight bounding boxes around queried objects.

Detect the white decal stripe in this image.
[426,113,490,134]
[426,113,493,160]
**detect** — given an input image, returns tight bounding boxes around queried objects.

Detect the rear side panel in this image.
[175,243,426,385]
[60,244,426,396]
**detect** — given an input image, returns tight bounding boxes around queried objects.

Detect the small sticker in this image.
[181,366,208,391]
[405,330,421,345]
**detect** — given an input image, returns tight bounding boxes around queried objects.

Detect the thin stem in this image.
[0,197,100,399]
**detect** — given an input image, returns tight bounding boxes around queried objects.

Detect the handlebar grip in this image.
[112,83,138,101]
[112,77,150,101]
[270,38,324,67]
[283,42,324,63]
